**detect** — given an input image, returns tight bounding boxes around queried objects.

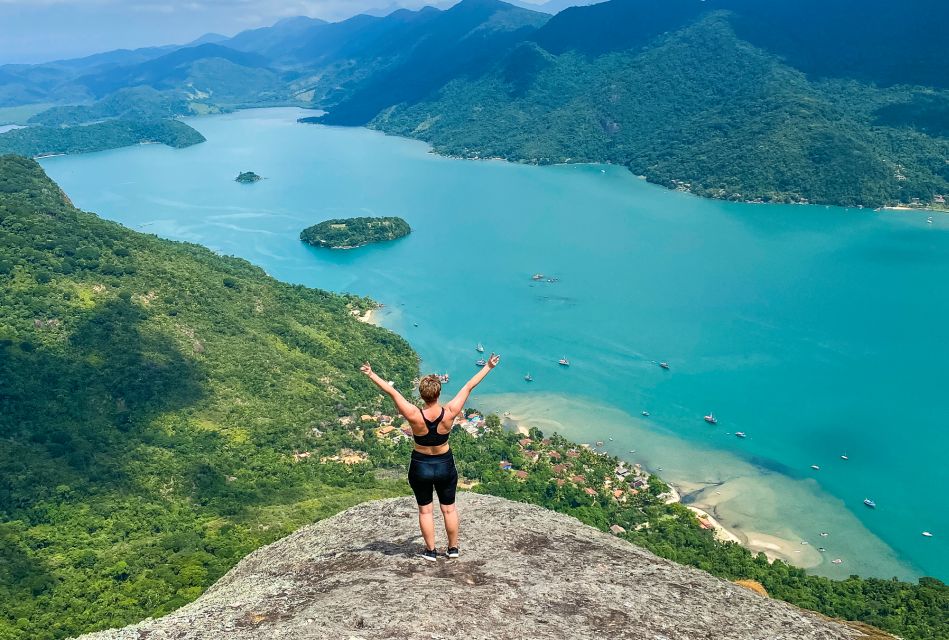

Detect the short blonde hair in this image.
[418,374,441,403]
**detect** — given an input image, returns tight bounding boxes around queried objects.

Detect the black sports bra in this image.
[413,407,450,446]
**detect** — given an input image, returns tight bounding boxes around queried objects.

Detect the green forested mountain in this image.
[307,0,549,125]
[362,0,949,207]
[0,155,418,639]
[0,119,205,157]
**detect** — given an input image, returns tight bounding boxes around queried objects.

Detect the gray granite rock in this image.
[75,493,870,640]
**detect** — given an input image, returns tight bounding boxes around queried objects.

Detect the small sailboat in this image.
[476,342,484,353]
[524,372,533,382]
[704,413,717,425]
[531,273,545,281]
[810,464,820,470]
[840,453,849,460]
[863,498,876,508]
[735,432,746,438]
[922,531,933,537]
[927,216,933,224]
[641,410,650,417]
[659,362,670,370]
[820,532,829,537]
[475,357,487,367]
[558,357,570,366]
[832,558,843,565]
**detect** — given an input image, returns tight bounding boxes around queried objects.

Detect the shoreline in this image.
[489,396,878,576]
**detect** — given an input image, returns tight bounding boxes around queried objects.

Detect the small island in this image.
[235,171,262,183]
[300,216,411,249]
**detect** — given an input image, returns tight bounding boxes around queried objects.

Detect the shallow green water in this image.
[40,108,947,580]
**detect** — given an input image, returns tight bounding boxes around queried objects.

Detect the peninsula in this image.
[0,119,205,157]
[300,216,411,249]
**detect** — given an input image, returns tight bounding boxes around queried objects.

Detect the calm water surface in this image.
[40,108,948,580]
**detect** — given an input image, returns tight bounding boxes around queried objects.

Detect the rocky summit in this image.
[75,494,873,640]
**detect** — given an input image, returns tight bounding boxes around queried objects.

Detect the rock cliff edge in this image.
[76,493,877,639]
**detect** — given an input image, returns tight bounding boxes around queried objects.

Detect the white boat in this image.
[840,453,849,460]
[475,358,486,367]
[558,357,570,366]
[735,432,746,438]
[531,273,545,281]
[863,498,876,508]
[524,372,533,382]
[659,361,670,370]
[820,532,829,537]
[927,216,933,224]
[641,411,650,417]
[832,559,843,565]
[704,413,717,425]
[922,531,933,537]
[810,465,820,470]
[476,342,484,353]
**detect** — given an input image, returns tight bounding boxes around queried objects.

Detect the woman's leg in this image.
[434,458,459,548]
[408,457,437,551]
[418,503,436,550]
[439,502,458,548]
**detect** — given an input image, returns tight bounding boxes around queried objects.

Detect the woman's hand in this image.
[360,362,373,376]
[488,353,500,369]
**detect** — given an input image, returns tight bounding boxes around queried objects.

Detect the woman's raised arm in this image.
[445,353,499,417]
[360,362,419,421]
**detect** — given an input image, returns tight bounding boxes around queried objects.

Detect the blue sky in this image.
[0,0,552,64]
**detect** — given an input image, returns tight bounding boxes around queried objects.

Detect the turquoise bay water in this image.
[40,108,947,580]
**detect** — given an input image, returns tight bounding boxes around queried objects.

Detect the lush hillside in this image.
[367,3,949,207]
[300,216,411,249]
[0,119,205,157]
[0,155,418,640]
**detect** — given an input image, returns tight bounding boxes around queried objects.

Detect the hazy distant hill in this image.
[317,0,548,125]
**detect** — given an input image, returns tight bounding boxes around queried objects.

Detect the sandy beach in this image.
[489,394,838,574]
[353,307,380,326]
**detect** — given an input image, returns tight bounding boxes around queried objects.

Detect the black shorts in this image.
[408,450,458,506]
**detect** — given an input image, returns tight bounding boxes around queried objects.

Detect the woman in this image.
[360,353,500,561]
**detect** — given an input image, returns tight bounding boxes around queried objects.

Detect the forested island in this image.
[0,119,205,157]
[300,216,411,249]
[235,171,262,183]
